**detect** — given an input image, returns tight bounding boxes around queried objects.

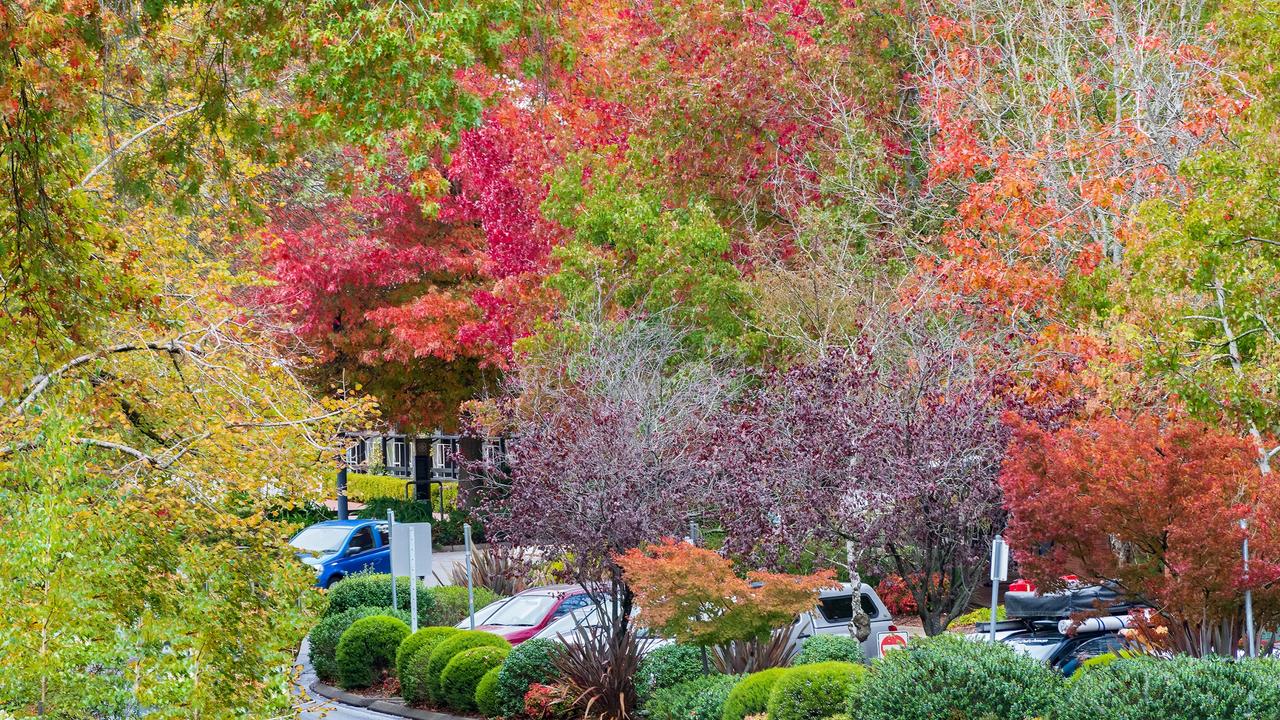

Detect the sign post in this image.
[408,527,418,633]
[464,523,476,630]
[388,510,397,612]
[1242,518,1257,657]
[989,534,1009,643]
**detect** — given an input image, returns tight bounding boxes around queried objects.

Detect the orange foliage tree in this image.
[999,414,1280,656]
[615,538,834,647]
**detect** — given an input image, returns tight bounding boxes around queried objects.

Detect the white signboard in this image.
[391,522,432,579]
[989,535,1009,582]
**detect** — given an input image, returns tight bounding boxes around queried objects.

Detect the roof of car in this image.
[517,583,590,596]
[311,519,381,528]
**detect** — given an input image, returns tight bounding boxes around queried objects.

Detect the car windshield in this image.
[537,606,600,639]
[485,594,560,627]
[1003,632,1066,661]
[290,526,349,555]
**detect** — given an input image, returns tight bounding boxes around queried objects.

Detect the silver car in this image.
[794,583,905,660]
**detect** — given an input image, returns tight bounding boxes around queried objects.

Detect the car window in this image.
[553,594,592,618]
[1003,632,1066,662]
[816,593,880,622]
[347,527,375,555]
[486,594,559,626]
[290,526,350,555]
[377,524,390,547]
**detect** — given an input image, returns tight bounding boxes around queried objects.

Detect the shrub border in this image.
[310,679,473,720]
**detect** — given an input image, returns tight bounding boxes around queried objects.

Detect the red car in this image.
[475,584,595,645]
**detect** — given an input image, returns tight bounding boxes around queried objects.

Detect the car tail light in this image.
[887,624,898,632]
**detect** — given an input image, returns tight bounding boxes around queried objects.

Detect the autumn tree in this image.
[711,319,1013,635]
[1000,414,1280,657]
[475,315,740,631]
[617,539,833,666]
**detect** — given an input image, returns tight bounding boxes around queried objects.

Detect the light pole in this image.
[1241,517,1256,657]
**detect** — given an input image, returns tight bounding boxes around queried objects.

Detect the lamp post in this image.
[1241,517,1256,657]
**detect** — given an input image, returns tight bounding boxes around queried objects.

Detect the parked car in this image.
[531,600,672,653]
[473,584,595,644]
[795,583,907,660]
[454,597,511,629]
[290,519,390,588]
[970,581,1138,675]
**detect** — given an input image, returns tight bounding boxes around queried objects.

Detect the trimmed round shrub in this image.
[397,627,461,704]
[1056,655,1280,720]
[475,665,504,718]
[441,645,511,711]
[793,636,862,666]
[636,644,708,704]
[428,584,501,626]
[325,572,434,626]
[309,605,411,683]
[424,630,513,703]
[495,638,564,716]
[335,615,412,689]
[645,674,741,720]
[767,662,865,720]
[722,668,787,720]
[849,634,1061,720]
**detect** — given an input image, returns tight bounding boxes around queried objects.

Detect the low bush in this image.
[309,606,411,683]
[441,645,510,712]
[347,473,413,502]
[767,662,865,720]
[335,615,411,689]
[792,636,862,665]
[428,584,501,626]
[636,644,709,704]
[424,630,512,703]
[475,665,504,717]
[850,634,1061,720]
[1054,655,1280,720]
[434,506,486,547]
[645,674,740,720]
[324,573,433,627]
[722,667,786,720]
[495,638,564,717]
[357,498,438,524]
[949,604,1005,627]
[397,627,460,704]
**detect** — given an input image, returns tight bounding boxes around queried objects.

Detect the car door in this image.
[336,525,379,576]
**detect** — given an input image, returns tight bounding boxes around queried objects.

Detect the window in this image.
[816,593,880,623]
[347,527,375,555]
[553,594,593,618]
[365,438,378,465]
[345,441,365,466]
[483,439,503,463]
[388,438,408,468]
[433,439,454,468]
[376,523,390,547]
[486,595,560,627]
[291,526,350,555]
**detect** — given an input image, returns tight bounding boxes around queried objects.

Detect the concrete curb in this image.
[309,681,474,720]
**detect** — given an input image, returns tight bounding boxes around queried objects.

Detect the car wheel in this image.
[325,574,343,589]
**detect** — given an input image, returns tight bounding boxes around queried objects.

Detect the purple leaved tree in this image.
[711,324,1011,635]
[473,316,740,631]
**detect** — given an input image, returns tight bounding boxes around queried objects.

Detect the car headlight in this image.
[315,564,325,577]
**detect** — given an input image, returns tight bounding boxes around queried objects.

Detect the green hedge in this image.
[397,627,460,704]
[423,630,512,703]
[347,473,416,502]
[428,584,501,626]
[792,635,862,665]
[636,644,710,705]
[441,646,510,712]
[335,615,411,689]
[475,665,504,717]
[850,634,1061,720]
[767,662,864,720]
[1054,655,1280,720]
[495,638,564,717]
[722,667,786,720]
[645,674,741,720]
[325,573,434,627]
[309,606,411,683]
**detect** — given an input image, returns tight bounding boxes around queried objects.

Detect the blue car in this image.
[290,519,390,588]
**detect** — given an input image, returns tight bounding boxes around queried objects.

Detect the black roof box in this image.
[1004,582,1138,619]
